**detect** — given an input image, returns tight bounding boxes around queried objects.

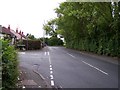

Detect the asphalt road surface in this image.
[18,46,118,88]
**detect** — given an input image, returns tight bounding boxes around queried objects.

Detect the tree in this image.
[27,34,36,40]
[43,2,119,57]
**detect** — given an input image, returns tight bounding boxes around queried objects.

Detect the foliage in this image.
[1,39,19,89]
[48,37,63,46]
[27,34,36,40]
[39,37,63,46]
[43,19,58,37]
[43,2,119,57]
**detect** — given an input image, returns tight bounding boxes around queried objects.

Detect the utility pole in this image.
[26,33,29,50]
[43,20,46,44]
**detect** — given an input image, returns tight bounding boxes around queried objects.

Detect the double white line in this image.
[45,51,49,56]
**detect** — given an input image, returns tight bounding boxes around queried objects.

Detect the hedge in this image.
[1,39,19,89]
[23,40,41,50]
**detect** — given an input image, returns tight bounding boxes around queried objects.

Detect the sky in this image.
[0,0,66,38]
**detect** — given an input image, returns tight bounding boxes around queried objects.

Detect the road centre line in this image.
[82,61,108,75]
[48,51,55,86]
[67,53,76,58]
[50,71,53,74]
[50,65,52,68]
[48,53,52,64]
[50,75,54,79]
[50,68,52,71]
[51,80,55,86]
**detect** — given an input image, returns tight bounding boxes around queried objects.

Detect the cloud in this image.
[0,0,66,38]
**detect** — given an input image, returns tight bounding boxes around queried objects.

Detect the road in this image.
[18,46,118,88]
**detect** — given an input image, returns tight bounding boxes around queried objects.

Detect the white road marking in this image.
[50,68,52,70]
[22,86,25,88]
[50,75,54,79]
[47,50,55,86]
[82,61,108,75]
[51,80,55,86]
[38,86,41,88]
[48,52,52,64]
[59,86,63,88]
[50,71,53,74]
[45,52,46,55]
[50,65,52,68]
[67,53,76,58]
[48,52,49,55]
[19,52,25,54]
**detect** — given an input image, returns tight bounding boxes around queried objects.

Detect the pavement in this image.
[17,46,119,89]
[17,66,51,89]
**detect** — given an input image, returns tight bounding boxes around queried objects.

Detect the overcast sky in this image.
[0,0,66,38]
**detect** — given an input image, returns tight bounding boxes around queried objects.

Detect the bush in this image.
[1,39,19,89]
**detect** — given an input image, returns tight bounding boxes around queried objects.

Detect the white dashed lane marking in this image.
[50,65,52,68]
[50,71,53,74]
[82,61,108,75]
[50,68,52,71]
[66,52,108,75]
[67,53,76,58]
[47,51,55,86]
[50,75,54,79]
[51,80,55,86]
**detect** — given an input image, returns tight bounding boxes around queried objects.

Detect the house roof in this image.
[2,27,26,39]
[2,27,14,37]
[19,33,26,39]
[10,29,22,39]
[1,25,26,39]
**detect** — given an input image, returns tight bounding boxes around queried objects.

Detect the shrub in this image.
[1,39,19,89]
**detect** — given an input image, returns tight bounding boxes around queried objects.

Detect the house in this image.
[1,25,15,40]
[1,25,26,45]
[0,25,4,39]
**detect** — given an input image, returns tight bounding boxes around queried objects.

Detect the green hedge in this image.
[23,40,41,50]
[1,39,19,89]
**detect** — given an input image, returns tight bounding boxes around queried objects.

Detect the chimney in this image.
[19,30,21,34]
[8,25,10,30]
[16,28,18,33]
[22,32,23,35]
